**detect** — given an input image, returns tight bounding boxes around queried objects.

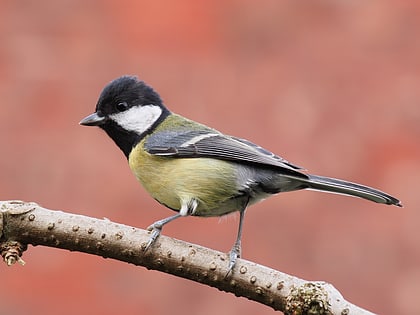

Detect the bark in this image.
[0,200,375,315]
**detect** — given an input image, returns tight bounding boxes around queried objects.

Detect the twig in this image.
[0,200,375,315]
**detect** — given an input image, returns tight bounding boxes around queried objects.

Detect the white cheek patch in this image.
[110,105,162,135]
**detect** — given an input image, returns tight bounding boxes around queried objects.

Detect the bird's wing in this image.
[144,129,305,173]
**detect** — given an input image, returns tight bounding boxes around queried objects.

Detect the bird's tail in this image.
[301,174,402,207]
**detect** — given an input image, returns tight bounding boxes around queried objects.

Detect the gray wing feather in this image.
[145,129,304,173]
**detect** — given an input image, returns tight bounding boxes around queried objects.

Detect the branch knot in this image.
[0,240,27,266]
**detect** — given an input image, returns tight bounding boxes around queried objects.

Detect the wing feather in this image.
[144,129,304,174]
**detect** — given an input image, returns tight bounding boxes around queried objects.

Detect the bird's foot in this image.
[226,243,241,277]
[144,224,162,251]
[143,214,183,251]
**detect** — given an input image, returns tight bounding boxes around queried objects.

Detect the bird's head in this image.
[80,75,169,157]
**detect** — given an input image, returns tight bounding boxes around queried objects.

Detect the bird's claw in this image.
[225,244,241,277]
[144,225,162,251]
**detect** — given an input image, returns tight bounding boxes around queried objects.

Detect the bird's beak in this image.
[79,112,107,126]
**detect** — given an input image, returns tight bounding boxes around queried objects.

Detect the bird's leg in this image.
[145,199,197,251]
[227,204,248,276]
[145,213,182,251]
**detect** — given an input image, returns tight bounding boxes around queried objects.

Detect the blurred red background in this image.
[1,1,419,314]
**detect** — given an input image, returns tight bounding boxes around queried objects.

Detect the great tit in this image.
[80,75,401,272]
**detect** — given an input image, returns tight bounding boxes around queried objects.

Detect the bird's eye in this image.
[116,102,129,112]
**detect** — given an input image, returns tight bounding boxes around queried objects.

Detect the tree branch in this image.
[0,200,374,315]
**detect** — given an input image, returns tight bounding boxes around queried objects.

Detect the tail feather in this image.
[302,174,402,207]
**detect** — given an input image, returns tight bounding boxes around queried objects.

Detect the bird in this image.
[80,75,401,273]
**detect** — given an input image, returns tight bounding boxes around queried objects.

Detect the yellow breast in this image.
[128,141,239,216]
